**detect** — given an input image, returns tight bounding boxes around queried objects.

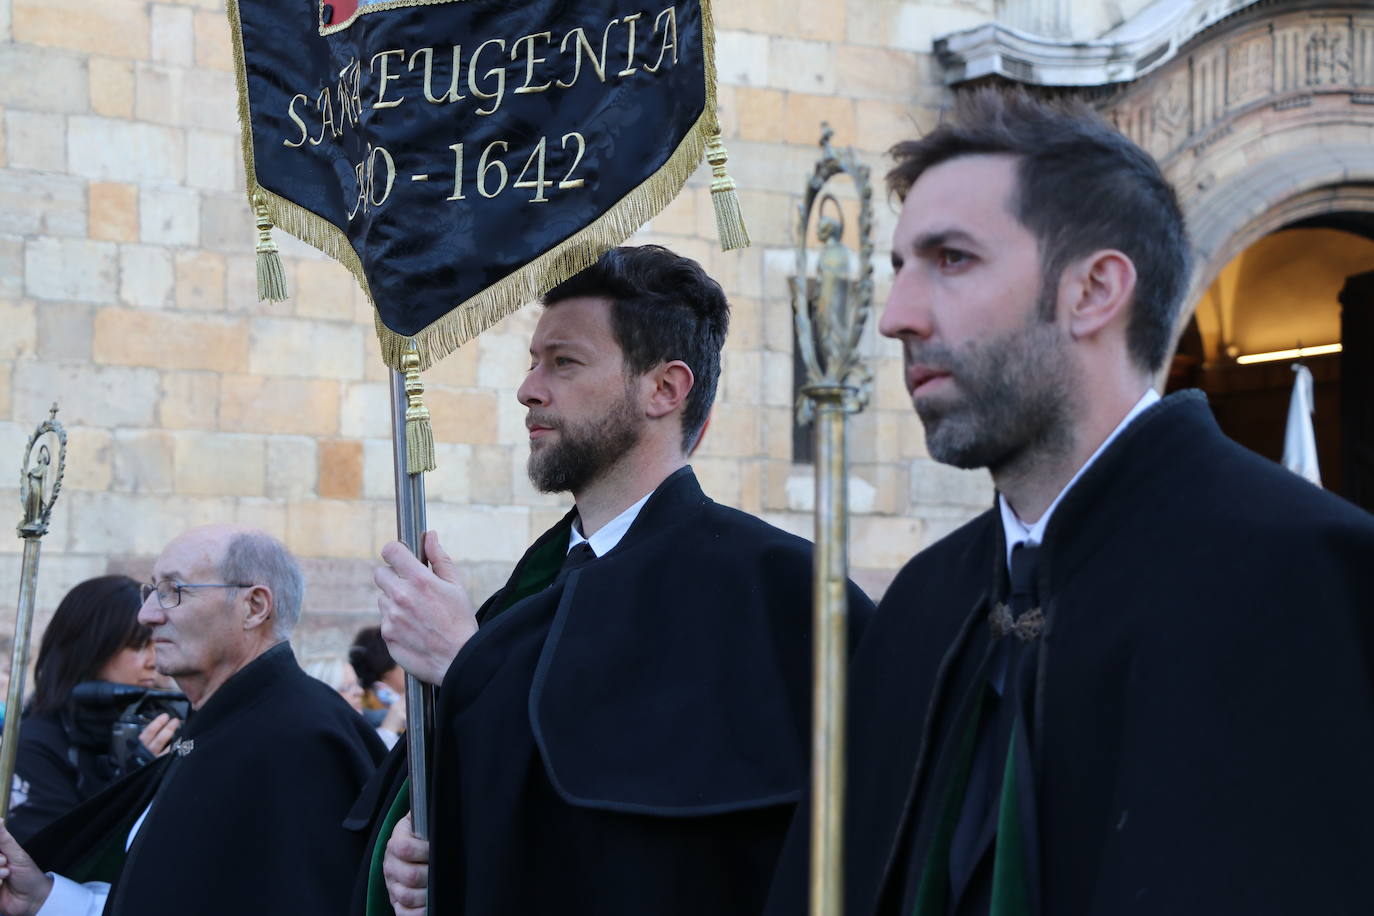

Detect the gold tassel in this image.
[402,343,436,474]
[706,132,750,251]
[254,193,289,302]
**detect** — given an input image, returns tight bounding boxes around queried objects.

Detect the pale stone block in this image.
[12,0,150,59]
[0,47,87,113]
[267,435,318,499]
[425,503,530,564]
[150,5,194,67]
[220,375,340,437]
[292,258,361,320]
[5,109,64,173]
[117,244,175,309]
[767,38,835,94]
[423,336,482,388]
[761,405,795,462]
[781,468,877,513]
[909,457,993,509]
[713,0,781,34]
[319,439,363,500]
[233,497,289,543]
[24,237,117,303]
[340,382,390,439]
[834,44,924,101]
[0,300,37,360]
[69,117,185,184]
[476,331,528,390]
[202,198,256,256]
[194,10,234,71]
[174,250,226,311]
[248,317,365,381]
[361,438,394,501]
[783,93,857,146]
[89,181,140,242]
[89,58,135,119]
[758,509,811,541]
[139,185,200,246]
[874,353,912,411]
[851,513,924,570]
[898,410,929,459]
[0,237,22,299]
[856,98,930,156]
[185,129,238,193]
[0,365,10,418]
[181,70,238,133]
[468,443,513,507]
[695,403,760,458]
[13,360,160,427]
[173,430,266,496]
[112,429,174,493]
[761,349,793,407]
[721,349,762,405]
[0,170,86,237]
[133,63,185,128]
[895,4,992,53]
[644,186,696,236]
[65,491,232,556]
[93,308,247,372]
[35,300,91,362]
[426,387,499,446]
[715,31,770,87]
[424,442,474,504]
[158,371,220,430]
[287,499,379,559]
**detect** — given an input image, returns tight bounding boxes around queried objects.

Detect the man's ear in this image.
[1060,249,1137,342]
[643,360,695,420]
[242,585,274,632]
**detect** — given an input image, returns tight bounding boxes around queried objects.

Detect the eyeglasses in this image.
[140,581,252,609]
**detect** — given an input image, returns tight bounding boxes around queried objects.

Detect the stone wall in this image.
[0,0,1001,667]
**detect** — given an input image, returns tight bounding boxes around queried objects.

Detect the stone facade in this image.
[0,0,1003,665]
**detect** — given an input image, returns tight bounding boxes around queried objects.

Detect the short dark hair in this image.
[348,626,396,689]
[887,87,1191,372]
[542,245,730,452]
[31,575,149,716]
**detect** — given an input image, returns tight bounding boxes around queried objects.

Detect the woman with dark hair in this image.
[7,575,182,841]
[348,626,406,749]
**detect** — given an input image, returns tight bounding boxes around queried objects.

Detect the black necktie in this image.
[1008,543,1040,618]
[560,542,597,573]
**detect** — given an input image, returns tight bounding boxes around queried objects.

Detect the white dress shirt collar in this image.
[567,490,653,557]
[998,388,1160,563]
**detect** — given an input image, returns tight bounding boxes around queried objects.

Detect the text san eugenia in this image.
[281,6,681,219]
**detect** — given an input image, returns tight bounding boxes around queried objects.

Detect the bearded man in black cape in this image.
[359,244,873,916]
[0,525,385,916]
[765,88,1374,916]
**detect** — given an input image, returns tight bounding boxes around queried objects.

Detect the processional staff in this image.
[793,126,875,916]
[0,405,68,818]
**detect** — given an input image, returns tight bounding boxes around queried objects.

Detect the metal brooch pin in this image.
[173,738,195,757]
[989,603,1045,642]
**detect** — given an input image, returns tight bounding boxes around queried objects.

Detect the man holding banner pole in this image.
[370,245,873,916]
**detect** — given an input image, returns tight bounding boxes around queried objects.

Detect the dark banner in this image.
[228,0,728,369]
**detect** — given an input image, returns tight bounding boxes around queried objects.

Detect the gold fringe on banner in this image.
[253,193,289,302]
[402,343,436,474]
[227,0,734,371]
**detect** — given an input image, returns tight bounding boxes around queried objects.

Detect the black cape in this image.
[767,391,1374,916]
[27,643,386,916]
[348,466,874,916]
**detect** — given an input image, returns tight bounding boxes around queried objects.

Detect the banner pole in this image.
[389,369,436,845]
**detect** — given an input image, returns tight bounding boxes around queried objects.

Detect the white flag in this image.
[1282,363,1321,486]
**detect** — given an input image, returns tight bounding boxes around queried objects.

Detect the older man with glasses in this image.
[0,524,385,916]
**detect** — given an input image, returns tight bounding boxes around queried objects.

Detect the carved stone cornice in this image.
[935,0,1262,86]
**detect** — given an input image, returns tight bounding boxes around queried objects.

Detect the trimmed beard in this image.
[527,387,643,494]
[909,298,1076,474]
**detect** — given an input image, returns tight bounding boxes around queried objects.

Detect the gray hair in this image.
[219,532,304,639]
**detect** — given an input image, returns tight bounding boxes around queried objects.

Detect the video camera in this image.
[70,681,190,772]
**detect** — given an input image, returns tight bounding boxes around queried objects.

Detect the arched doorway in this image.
[1166,225,1374,506]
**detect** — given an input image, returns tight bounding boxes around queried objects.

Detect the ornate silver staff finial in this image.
[3,403,69,818]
